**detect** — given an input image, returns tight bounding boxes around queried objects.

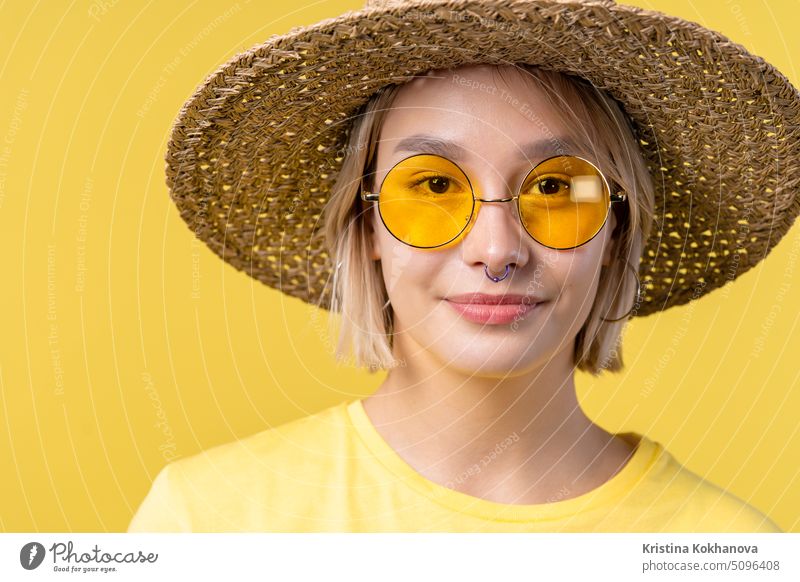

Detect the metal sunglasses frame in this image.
[360,152,628,251]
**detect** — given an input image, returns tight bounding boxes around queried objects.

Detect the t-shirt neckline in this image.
[345,398,661,522]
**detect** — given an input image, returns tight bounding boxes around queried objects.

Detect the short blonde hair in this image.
[320,64,655,376]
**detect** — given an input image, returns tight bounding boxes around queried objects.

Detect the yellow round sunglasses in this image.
[360,153,627,250]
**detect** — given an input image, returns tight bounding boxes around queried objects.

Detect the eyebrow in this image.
[391,134,578,162]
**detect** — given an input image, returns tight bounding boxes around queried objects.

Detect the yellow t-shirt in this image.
[127,398,781,532]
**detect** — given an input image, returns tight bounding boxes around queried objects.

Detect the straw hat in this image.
[165,0,800,317]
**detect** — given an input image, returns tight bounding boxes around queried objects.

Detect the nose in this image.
[461,188,530,274]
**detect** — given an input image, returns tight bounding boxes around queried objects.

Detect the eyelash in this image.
[410,175,570,194]
[411,175,451,188]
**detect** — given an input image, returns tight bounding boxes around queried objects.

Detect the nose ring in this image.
[485,264,510,282]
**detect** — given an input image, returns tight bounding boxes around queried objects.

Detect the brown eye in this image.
[412,175,452,194]
[427,176,450,194]
[538,178,566,195]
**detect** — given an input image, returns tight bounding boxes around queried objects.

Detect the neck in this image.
[361,337,634,503]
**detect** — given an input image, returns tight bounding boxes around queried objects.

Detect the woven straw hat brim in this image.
[165,0,800,317]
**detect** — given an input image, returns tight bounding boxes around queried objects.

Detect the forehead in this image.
[376,65,582,166]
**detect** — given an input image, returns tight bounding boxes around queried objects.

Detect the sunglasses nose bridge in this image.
[474,196,515,204]
[472,194,521,221]
[467,195,526,241]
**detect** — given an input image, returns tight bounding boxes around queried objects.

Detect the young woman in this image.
[128,0,798,532]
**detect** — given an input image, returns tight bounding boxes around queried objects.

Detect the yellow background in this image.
[0,0,797,532]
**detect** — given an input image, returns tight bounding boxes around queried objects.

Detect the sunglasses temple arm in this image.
[359,177,380,201]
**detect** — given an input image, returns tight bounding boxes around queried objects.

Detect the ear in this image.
[601,211,618,268]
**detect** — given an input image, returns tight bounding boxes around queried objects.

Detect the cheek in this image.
[377,240,447,315]
[380,242,417,295]
[370,206,442,296]
[550,246,606,305]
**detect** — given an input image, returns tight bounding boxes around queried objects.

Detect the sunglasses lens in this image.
[378,154,473,247]
[518,156,610,249]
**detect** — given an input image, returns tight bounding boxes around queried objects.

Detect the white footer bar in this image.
[1,533,797,581]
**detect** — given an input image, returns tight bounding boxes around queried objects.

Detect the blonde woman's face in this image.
[367,65,617,376]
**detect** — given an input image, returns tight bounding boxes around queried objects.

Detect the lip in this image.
[444,293,543,325]
[445,293,542,305]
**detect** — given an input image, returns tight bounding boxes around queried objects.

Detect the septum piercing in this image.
[485,264,510,282]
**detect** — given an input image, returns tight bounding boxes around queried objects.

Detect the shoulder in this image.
[169,400,352,483]
[129,400,354,532]
[633,434,781,532]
